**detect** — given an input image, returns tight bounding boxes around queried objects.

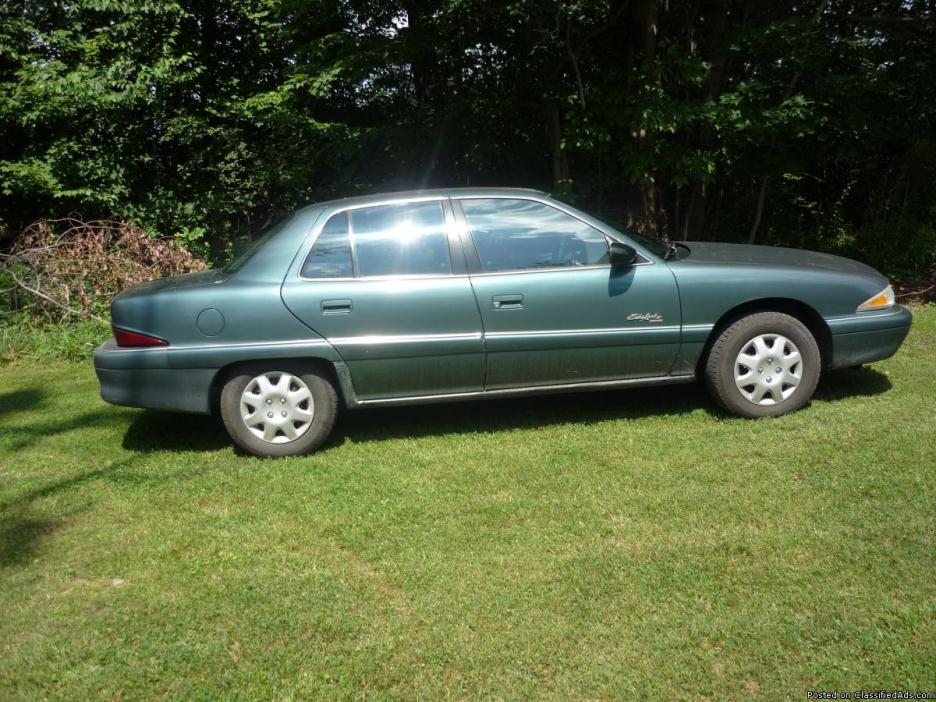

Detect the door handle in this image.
[492,294,524,310]
[321,298,353,315]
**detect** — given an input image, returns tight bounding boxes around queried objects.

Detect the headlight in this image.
[857,284,895,312]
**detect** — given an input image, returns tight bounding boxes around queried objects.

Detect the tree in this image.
[1,0,933,279]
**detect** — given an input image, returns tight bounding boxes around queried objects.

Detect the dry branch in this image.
[1,218,207,322]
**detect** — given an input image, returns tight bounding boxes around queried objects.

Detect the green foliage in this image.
[0,0,934,277]
[0,316,110,363]
[173,224,209,260]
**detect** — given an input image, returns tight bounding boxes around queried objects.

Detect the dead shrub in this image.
[1,218,208,321]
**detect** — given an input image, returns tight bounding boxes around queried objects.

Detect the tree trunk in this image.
[546,101,570,188]
[748,0,829,244]
[637,0,660,233]
[747,176,769,244]
[637,0,658,58]
[403,1,430,106]
[685,0,730,240]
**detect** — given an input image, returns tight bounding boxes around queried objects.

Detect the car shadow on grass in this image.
[122,411,231,453]
[334,383,713,447]
[814,366,892,402]
[120,367,892,453]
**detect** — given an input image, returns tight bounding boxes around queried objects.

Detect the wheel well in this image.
[208,357,345,415]
[698,298,833,375]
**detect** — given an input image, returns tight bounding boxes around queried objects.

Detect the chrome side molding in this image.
[348,373,695,408]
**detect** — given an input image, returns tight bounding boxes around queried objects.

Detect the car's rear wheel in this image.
[220,363,338,457]
[705,312,821,418]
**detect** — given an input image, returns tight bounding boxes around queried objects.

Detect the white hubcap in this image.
[240,372,314,444]
[734,333,803,406]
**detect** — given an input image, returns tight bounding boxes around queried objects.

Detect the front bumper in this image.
[826,305,912,369]
[94,340,215,414]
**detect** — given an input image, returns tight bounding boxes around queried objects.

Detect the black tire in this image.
[704,312,821,418]
[219,362,338,457]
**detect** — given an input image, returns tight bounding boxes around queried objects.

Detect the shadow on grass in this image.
[122,411,230,453]
[120,367,892,453]
[815,366,892,402]
[0,388,44,420]
[121,383,711,454]
[0,455,146,567]
[3,408,122,453]
[0,515,62,567]
[0,466,116,511]
[334,383,713,447]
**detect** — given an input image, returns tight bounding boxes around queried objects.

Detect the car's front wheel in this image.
[704,312,821,418]
[220,364,338,457]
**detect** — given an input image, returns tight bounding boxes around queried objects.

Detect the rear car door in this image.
[454,196,681,389]
[281,197,484,401]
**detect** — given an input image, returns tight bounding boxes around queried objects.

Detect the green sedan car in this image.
[95,188,912,457]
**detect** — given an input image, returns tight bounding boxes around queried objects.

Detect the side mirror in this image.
[608,241,638,267]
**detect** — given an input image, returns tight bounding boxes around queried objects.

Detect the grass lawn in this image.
[1,307,934,700]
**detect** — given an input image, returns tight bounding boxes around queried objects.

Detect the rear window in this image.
[224,219,289,274]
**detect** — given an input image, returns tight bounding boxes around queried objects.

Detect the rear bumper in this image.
[94,340,214,414]
[825,306,912,369]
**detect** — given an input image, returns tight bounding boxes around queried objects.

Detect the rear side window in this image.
[300,202,452,278]
[460,198,609,272]
[351,202,451,277]
[301,212,353,278]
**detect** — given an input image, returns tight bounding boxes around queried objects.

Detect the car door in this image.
[454,196,681,389]
[281,197,484,401]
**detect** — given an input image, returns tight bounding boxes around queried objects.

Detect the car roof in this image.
[299,187,550,212]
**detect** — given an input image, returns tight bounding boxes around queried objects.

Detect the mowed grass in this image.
[1,308,934,700]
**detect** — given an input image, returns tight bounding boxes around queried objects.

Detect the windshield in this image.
[223,219,289,273]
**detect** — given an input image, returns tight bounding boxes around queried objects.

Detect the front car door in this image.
[453,196,682,389]
[281,196,484,401]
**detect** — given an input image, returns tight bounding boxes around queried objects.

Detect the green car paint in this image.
[94,187,912,415]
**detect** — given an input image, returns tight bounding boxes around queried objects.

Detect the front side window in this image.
[301,211,353,278]
[460,198,609,273]
[351,201,451,277]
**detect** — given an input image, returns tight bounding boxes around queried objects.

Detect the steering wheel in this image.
[556,235,585,266]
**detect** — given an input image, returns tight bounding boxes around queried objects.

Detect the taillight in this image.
[113,327,169,348]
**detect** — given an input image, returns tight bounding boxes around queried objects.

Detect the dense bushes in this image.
[0,1,934,280]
